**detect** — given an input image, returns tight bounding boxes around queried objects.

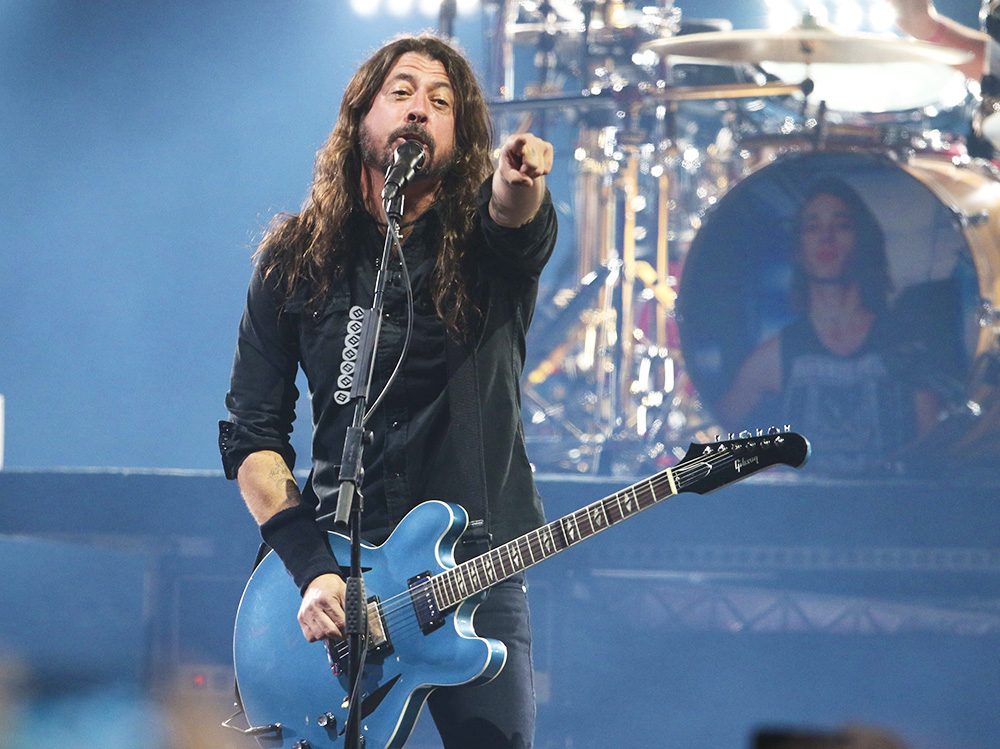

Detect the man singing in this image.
[220,34,556,748]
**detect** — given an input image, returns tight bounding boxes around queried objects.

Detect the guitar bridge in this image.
[408,571,444,634]
[327,595,393,676]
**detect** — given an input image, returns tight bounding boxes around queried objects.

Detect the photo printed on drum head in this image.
[677,150,991,476]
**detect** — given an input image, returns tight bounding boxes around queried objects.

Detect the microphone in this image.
[381,139,427,202]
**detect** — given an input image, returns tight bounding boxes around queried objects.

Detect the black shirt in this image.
[778,315,912,475]
[220,178,558,546]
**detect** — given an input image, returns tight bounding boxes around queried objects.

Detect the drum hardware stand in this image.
[438,0,457,39]
[810,99,828,151]
[520,255,624,473]
[519,101,712,472]
[497,5,814,473]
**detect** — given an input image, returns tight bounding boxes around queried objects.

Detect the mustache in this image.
[387,125,435,163]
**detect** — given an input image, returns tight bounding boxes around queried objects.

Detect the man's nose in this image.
[406,96,429,124]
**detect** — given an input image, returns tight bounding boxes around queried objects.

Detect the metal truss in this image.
[591,542,1000,575]
[586,572,1000,636]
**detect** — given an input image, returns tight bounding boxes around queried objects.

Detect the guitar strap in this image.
[445,334,492,553]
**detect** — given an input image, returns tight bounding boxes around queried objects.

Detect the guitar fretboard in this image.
[425,430,807,611]
[429,467,683,611]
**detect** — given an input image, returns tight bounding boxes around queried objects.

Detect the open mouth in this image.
[391,128,431,152]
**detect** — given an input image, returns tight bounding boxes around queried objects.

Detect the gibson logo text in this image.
[734,456,759,473]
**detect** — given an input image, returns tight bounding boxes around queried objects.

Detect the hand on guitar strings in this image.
[298,573,348,642]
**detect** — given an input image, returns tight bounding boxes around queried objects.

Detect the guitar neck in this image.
[428,431,809,611]
[430,466,683,610]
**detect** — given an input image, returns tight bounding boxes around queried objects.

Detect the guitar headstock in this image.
[674,429,810,495]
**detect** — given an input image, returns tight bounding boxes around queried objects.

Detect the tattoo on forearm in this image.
[268,455,291,483]
[266,455,302,506]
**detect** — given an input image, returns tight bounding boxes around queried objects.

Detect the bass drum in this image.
[676,150,1000,476]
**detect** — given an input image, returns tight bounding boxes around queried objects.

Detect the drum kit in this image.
[493,1,1000,477]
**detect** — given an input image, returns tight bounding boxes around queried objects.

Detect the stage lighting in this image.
[350,0,379,15]
[805,1,830,26]
[835,1,864,31]
[767,2,800,30]
[387,0,415,16]
[870,0,897,31]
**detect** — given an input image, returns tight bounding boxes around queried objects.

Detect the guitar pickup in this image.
[408,571,445,635]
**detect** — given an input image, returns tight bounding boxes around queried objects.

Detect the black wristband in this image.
[260,504,341,595]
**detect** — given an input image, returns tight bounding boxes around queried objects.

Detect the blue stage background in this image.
[0,2,993,747]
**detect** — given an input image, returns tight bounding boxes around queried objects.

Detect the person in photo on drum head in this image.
[717,179,941,475]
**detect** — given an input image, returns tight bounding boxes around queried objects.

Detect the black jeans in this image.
[425,574,535,749]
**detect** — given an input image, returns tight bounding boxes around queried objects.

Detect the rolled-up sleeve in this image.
[219,260,301,479]
[476,177,558,279]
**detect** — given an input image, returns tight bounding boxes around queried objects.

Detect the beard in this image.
[359,121,452,184]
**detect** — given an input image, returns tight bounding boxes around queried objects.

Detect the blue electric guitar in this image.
[231,431,810,748]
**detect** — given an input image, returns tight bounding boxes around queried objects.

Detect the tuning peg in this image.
[755,428,764,437]
[739,430,751,439]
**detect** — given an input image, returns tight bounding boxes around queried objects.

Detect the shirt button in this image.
[392,471,402,479]
[391,421,401,429]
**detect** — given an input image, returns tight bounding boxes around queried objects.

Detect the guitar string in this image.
[328,440,794,658]
[327,458,704,659]
[337,442,779,636]
[361,442,771,631]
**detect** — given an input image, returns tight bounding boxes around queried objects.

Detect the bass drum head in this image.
[677,150,1000,477]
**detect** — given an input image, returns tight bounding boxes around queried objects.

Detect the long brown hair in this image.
[256,34,494,336]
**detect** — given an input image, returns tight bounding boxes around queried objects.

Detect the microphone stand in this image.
[329,188,406,749]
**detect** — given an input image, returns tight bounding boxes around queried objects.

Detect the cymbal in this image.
[761,60,970,113]
[641,26,973,66]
